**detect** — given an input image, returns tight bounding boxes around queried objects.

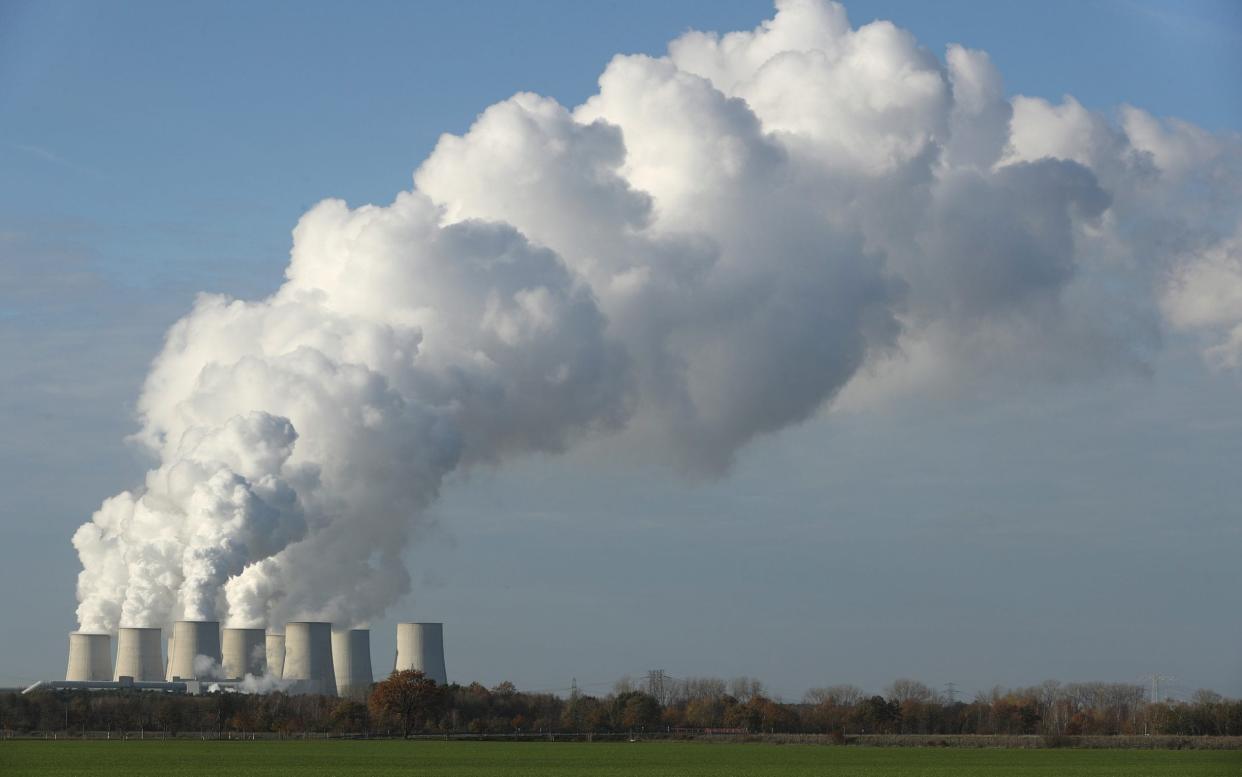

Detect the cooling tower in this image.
[166,620,222,680]
[113,627,163,681]
[395,622,447,685]
[331,629,373,700]
[266,633,285,679]
[221,628,266,679]
[283,622,336,695]
[65,632,111,681]
[165,633,175,680]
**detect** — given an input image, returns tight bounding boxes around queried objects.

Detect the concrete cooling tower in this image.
[167,620,222,680]
[65,632,112,681]
[395,622,447,685]
[331,629,373,700]
[266,633,285,679]
[113,627,164,681]
[222,628,266,679]
[283,622,336,695]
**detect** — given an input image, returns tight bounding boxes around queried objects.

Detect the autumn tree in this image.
[613,691,661,731]
[368,670,446,736]
[855,695,902,734]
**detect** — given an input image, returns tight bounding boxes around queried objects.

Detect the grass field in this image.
[2,740,1240,777]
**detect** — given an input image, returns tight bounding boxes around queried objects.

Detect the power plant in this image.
[167,620,222,681]
[332,629,374,700]
[395,622,447,685]
[222,628,267,679]
[266,632,286,679]
[114,627,164,681]
[34,620,444,697]
[65,633,111,681]
[283,622,337,696]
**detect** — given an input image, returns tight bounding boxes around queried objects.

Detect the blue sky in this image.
[1,1,1240,698]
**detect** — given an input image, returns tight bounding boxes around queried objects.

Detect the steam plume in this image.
[72,0,1242,633]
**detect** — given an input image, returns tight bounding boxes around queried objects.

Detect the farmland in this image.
[1,740,1239,777]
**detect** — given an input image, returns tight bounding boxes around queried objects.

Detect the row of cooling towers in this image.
[64,622,447,699]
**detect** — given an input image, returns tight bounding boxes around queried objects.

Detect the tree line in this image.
[2,673,1239,737]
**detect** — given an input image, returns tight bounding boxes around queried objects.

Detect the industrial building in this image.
[395,622,448,685]
[167,620,222,681]
[332,628,374,700]
[65,632,111,682]
[27,621,447,697]
[114,627,163,682]
[282,621,336,696]
[222,627,266,679]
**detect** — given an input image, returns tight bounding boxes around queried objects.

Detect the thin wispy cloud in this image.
[8,140,94,174]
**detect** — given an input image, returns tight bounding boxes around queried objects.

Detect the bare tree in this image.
[674,677,728,704]
[803,684,864,707]
[886,678,934,703]
[729,676,765,702]
[1192,689,1223,705]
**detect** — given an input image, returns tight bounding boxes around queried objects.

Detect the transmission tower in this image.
[943,682,959,703]
[1142,674,1176,704]
[646,669,667,703]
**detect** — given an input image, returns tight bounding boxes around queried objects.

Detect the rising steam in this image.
[72,0,1242,633]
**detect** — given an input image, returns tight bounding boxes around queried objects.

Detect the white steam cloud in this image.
[72,0,1242,633]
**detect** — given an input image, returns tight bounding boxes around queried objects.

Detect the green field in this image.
[0,740,1238,776]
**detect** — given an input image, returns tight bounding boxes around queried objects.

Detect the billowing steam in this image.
[72,0,1242,633]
